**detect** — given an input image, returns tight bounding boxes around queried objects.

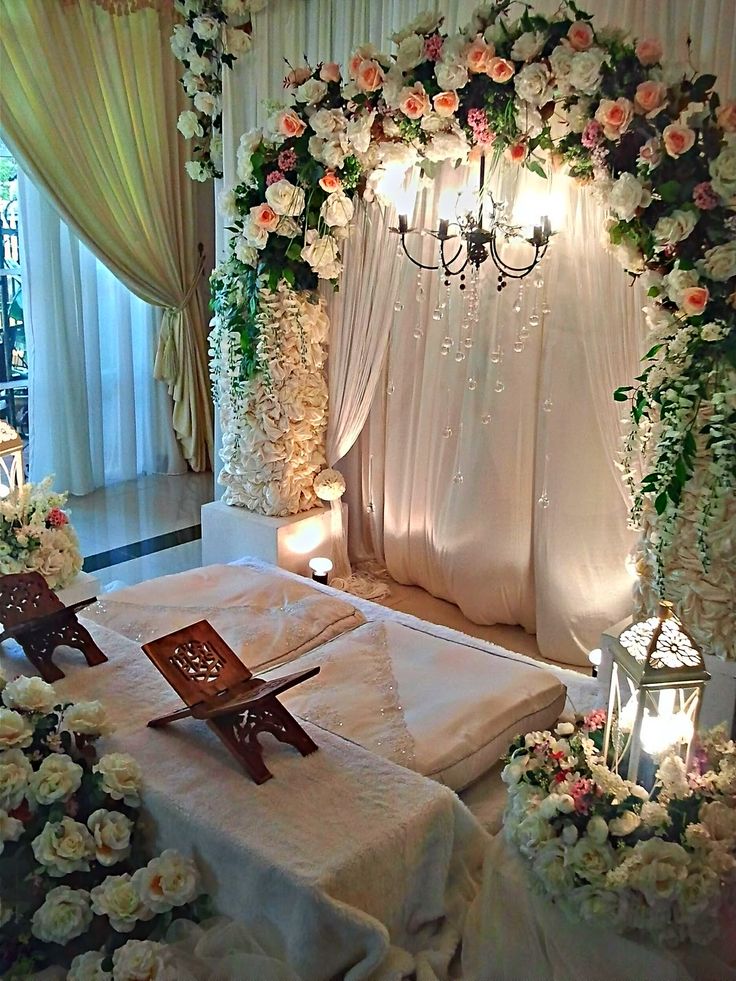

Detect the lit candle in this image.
[438,218,449,240]
[398,214,408,234]
[542,215,551,238]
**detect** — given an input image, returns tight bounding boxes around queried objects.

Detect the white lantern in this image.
[602,601,710,785]
[0,420,24,495]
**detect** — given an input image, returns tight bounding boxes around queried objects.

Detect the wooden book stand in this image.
[142,620,320,785]
[0,572,108,682]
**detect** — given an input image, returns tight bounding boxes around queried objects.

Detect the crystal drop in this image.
[538,492,550,508]
[529,314,540,327]
[494,379,505,393]
[413,326,423,339]
[542,399,553,412]
[443,426,453,439]
[453,471,464,485]
[416,286,425,299]
[387,381,395,395]
[464,337,473,349]
[440,346,449,357]
[467,377,477,391]
[366,502,375,513]
[393,300,404,312]
[519,327,530,339]
[454,351,465,362]
[442,335,453,348]
[513,301,522,313]
[490,347,502,364]
[432,308,443,321]
[481,413,491,425]
[542,303,551,315]
[513,340,524,353]
[534,277,544,288]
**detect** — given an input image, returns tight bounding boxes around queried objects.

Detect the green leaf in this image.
[613,386,633,401]
[647,286,661,298]
[525,159,547,180]
[286,241,302,262]
[658,181,681,204]
[654,492,669,515]
[642,344,664,360]
[283,267,295,286]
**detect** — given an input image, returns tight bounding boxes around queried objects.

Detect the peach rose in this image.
[634,80,667,115]
[635,38,663,66]
[284,67,311,88]
[319,171,343,193]
[680,286,709,316]
[320,62,341,84]
[250,203,279,231]
[487,57,515,84]
[594,98,634,140]
[433,90,460,117]
[663,122,695,158]
[276,109,306,139]
[505,142,527,164]
[568,21,594,51]
[465,37,494,74]
[399,83,430,119]
[716,101,736,133]
[356,59,384,93]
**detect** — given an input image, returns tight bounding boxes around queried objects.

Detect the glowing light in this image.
[619,692,640,733]
[381,167,419,217]
[0,483,9,499]
[309,556,333,576]
[511,179,565,239]
[640,709,694,756]
[588,648,602,668]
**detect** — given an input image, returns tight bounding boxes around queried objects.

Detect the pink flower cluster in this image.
[581,119,603,148]
[424,34,443,62]
[570,777,595,814]
[266,169,285,186]
[278,148,298,172]
[583,708,607,732]
[467,107,493,145]
[692,181,719,210]
[46,507,68,528]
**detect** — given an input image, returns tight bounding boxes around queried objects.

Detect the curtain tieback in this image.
[155,244,205,384]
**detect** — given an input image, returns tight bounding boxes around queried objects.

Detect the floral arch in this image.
[172,0,736,657]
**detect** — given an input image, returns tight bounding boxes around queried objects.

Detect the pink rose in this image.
[505,142,527,164]
[635,38,663,66]
[355,59,384,93]
[319,171,342,193]
[663,122,695,157]
[487,57,515,84]
[568,21,594,51]
[716,101,736,133]
[284,67,312,88]
[398,82,430,119]
[465,37,494,74]
[319,62,341,84]
[634,80,667,116]
[250,203,279,231]
[638,137,663,170]
[680,286,709,316]
[594,98,634,140]
[433,90,460,117]
[275,108,306,139]
[46,507,69,528]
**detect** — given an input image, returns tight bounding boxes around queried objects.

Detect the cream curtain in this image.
[219,0,736,667]
[0,0,213,472]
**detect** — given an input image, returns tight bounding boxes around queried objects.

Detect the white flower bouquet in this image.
[0,477,83,590]
[0,672,206,978]
[503,714,736,946]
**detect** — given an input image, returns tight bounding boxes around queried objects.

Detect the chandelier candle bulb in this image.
[308,556,333,584]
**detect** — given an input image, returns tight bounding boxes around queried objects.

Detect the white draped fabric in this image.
[19,173,187,495]
[220,0,736,667]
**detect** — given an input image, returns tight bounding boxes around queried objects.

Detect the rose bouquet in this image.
[502,713,736,946]
[0,477,83,590]
[0,672,206,979]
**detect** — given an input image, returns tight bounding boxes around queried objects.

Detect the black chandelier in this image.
[390,155,552,292]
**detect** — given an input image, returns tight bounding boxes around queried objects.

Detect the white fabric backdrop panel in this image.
[220,0,736,667]
[19,173,187,495]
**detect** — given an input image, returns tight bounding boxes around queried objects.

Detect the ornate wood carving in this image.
[142,620,320,784]
[0,572,107,682]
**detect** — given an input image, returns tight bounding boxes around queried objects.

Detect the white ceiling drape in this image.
[221,0,736,667]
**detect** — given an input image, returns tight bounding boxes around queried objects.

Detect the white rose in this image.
[532,839,575,894]
[609,172,650,221]
[68,950,112,981]
[184,161,209,182]
[700,241,736,282]
[392,12,440,43]
[192,15,219,41]
[3,676,57,715]
[33,816,96,877]
[31,886,92,945]
[629,838,690,903]
[0,748,32,810]
[187,53,214,77]
[566,836,615,881]
[322,140,347,171]
[586,814,609,844]
[710,146,736,204]
[295,78,328,105]
[549,45,574,91]
[310,108,346,139]
[653,208,698,247]
[236,128,262,184]
[396,33,425,71]
[510,30,546,62]
[88,809,134,866]
[301,232,341,280]
[233,236,256,266]
[265,179,306,217]
[29,753,82,805]
[700,800,736,843]
[347,112,375,154]
[112,940,174,981]
[218,189,239,222]
[576,884,623,923]
[568,49,605,95]
[275,216,300,238]
[376,141,418,170]
[93,753,142,807]
[0,808,23,854]
[701,321,727,342]
[320,191,354,228]
[640,801,671,828]
[193,91,219,117]
[131,850,199,913]
[176,110,203,140]
[514,63,552,107]
[561,822,579,845]
[608,809,641,836]
[64,701,111,738]
[91,873,155,933]
[664,265,700,305]
[0,708,33,750]
[242,216,268,250]
[169,24,192,60]
[435,61,469,91]
[423,129,470,163]
[555,721,575,736]
[565,98,592,133]
[223,27,252,57]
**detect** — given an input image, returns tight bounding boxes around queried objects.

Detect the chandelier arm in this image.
[439,237,465,275]
[489,234,546,278]
[399,233,440,271]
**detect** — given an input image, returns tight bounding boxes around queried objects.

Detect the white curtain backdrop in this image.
[19,172,187,496]
[221,0,736,667]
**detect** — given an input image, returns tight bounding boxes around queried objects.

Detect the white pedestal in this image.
[57,572,101,607]
[201,499,337,576]
[600,618,736,737]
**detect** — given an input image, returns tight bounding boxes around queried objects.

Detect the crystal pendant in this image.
[467,377,477,391]
[542,399,553,412]
[432,307,443,321]
[513,340,524,353]
[490,346,503,364]
[440,346,449,356]
[464,337,473,349]
[481,413,491,425]
[442,335,453,348]
[393,300,404,313]
[538,492,550,508]
[413,326,423,339]
[442,426,453,439]
[534,277,544,289]
[529,313,540,327]
[453,471,464,485]
[494,379,505,393]
[387,381,395,395]
[542,302,551,315]
[519,327,530,339]
[454,351,465,362]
